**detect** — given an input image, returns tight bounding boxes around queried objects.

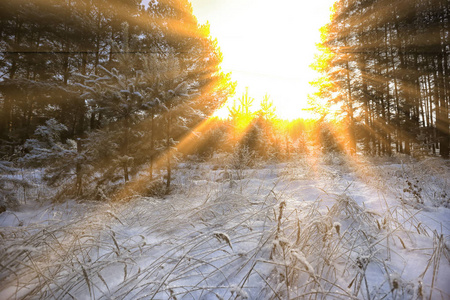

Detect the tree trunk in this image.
[76,138,83,196]
[150,108,154,180]
[166,105,172,193]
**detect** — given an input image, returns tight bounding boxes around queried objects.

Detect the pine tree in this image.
[315,0,449,157]
[0,0,235,200]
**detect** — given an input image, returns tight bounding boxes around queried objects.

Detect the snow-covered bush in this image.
[195,126,227,160]
[0,161,33,211]
[19,119,86,199]
[229,145,255,182]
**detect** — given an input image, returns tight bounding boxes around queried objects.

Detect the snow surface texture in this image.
[0,154,449,299]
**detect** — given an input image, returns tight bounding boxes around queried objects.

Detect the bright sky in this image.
[190,0,336,119]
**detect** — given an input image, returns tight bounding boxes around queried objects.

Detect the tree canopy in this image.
[313,0,449,158]
[0,0,235,197]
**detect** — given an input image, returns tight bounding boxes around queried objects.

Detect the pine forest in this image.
[0,1,449,299]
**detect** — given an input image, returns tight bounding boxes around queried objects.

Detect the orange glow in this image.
[190,0,337,121]
[99,0,361,202]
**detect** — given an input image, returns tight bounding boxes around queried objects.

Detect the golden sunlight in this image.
[190,0,336,120]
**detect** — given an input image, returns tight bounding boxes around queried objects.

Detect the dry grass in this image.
[0,154,449,299]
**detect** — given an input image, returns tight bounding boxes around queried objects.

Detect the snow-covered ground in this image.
[0,154,449,299]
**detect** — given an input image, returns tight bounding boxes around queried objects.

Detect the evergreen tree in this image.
[315,0,449,157]
[0,0,234,200]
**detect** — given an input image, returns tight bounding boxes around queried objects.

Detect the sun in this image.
[190,0,336,121]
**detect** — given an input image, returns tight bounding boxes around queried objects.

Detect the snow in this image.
[0,154,449,299]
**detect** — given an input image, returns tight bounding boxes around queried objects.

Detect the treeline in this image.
[197,91,307,162]
[316,0,449,158]
[0,0,234,199]
[193,89,331,169]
